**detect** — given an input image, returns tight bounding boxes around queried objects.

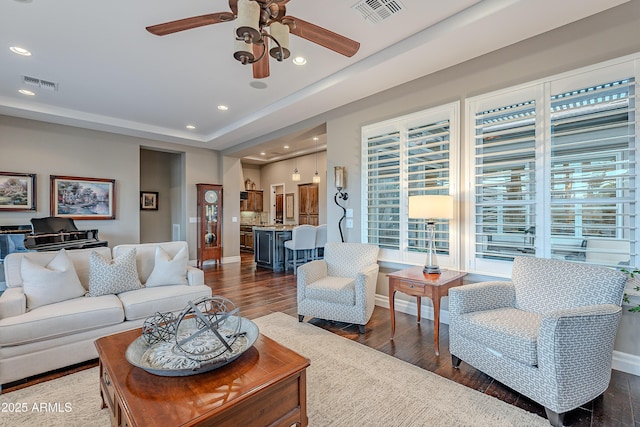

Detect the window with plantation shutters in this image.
[473,99,537,261]
[363,103,458,265]
[549,78,636,267]
[467,60,638,275]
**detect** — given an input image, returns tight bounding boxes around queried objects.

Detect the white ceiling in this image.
[0,0,629,164]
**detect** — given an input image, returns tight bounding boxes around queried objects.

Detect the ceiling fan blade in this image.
[146,12,235,36]
[253,39,270,79]
[285,16,360,57]
[229,0,238,16]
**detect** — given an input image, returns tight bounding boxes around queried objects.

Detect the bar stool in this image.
[313,224,327,260]
[284,225,316,274]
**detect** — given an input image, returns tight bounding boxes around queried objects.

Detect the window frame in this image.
[361,102,460,268]
[465,57,639,276]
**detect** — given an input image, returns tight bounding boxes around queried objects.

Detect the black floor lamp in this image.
[334,166,348,242]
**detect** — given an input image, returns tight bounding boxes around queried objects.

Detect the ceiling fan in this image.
[146,0,361,79]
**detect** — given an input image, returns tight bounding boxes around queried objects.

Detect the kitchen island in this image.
[253,225,294,272]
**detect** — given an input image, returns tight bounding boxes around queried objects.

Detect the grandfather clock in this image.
[196,184,223,267]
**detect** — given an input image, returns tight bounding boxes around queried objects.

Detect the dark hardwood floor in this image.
[4,252,639,426]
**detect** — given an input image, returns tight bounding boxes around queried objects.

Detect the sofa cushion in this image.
[455,307,541,366]
[88,248,142,297]
[117,284,212,321]
[0,295,124,346]
[113,241,189,284]
[145,245,188,287]
[306,276,355,305]
[20,249,86,310]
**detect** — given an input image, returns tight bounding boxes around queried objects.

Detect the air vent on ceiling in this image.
[351,0,405,24]
[22,75,58,91]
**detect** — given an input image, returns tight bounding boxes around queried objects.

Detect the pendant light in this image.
[292,141,301,181]
[312,137,321,183]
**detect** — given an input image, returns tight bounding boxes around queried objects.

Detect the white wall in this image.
[0,115,219,260]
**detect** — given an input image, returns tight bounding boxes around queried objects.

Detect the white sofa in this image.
[0,241,212,389]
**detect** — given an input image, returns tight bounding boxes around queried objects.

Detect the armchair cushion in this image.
[306,276,355,305]
[455,307,541,366]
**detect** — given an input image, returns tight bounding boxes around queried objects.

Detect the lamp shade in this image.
[269,22,290,61]
[408,195,454,219]
[334,166,346,190]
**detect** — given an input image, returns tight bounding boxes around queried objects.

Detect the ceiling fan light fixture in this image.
[235,0,261,44]
[233,38,255,64]
[269,22,290,62]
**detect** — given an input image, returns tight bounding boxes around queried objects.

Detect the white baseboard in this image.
[612,351,640,376]
[374,294,640,376]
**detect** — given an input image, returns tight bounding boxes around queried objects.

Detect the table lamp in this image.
[408,195,454,274]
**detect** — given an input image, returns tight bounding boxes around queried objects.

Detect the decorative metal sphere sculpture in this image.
[141,312,177,345]
[174,296,243,361]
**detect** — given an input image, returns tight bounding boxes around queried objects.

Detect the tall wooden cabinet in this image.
[298,184,319,225]
[196,184,222,267]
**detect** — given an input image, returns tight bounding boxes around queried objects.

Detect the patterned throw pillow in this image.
[145,245,188,287]
[21,249,86,310]
[88,248,142,297]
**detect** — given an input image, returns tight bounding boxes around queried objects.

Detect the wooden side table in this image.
[388,267,466,355]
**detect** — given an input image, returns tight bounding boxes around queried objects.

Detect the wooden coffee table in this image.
[95,327,310,427]
[388,267,466,355]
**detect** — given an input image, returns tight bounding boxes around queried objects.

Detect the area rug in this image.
[0,312,548,426]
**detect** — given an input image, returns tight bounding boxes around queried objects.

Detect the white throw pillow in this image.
[21,249,86,310]
[88,248,142,297]
[145,245,188,287]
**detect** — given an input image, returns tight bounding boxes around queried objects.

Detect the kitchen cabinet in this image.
[298,184,319,225]
[240,190,263,212]
[240,225,254,252]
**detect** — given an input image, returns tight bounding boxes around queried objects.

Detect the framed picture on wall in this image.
[50,175,116,220]
[140,191,158,211]
[0,172,36,211]
[285,193,295,220]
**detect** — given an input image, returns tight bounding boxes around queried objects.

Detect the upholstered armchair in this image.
[297,242,379,333]
[449,256,627,426]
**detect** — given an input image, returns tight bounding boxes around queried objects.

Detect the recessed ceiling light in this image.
[293,56,307,66]
[217,105,229,111]
[186,125,196,130]
[313,137,319,141]
[10,46,31,56]
[260,152,266,156]
[284,145,290,149]
[18,89,35,96]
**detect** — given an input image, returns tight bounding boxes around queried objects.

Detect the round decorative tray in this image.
[125,315,259,376]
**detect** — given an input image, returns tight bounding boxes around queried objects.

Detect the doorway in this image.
[271,183,285,224]
[140,148,184,243]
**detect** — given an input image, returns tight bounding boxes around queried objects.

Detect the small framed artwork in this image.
[285,193,295,220]
[0,172,36,211]
[140,191,158,211]
[50,175,116,220]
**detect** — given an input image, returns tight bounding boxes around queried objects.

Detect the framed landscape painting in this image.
[140,191,158,210]
[50,175,116,220]
[0,172,36,211]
